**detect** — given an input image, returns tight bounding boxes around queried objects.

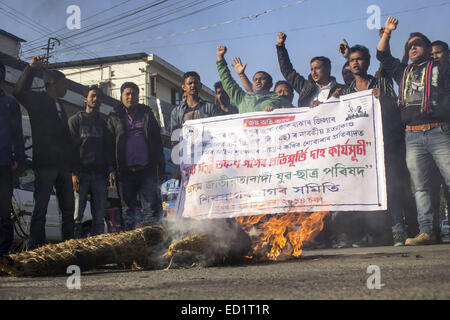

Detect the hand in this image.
[310,100,321,108]
[378,27,385,38]
[30,56,45,68]
[72,174,80,193]
[231,57,247,75]
[108,171,115,187]
[277,32,287,46]
[331,88,343,98]
[384,16,398,32]
[264,106,274,112]
[339,39,350,59]
[372,88,381,99]
[217,46,227,61]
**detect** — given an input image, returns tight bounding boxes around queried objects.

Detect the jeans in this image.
[28,168,74,249]
[405,125,450,235]
[0,165,13,255]
[118,168,161,231]
[73,172,107,238]
[384,141,408,233]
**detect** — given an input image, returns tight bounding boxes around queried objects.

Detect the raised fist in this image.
[30,55,46,68]
[277,32,287,46]
[217,46,227,61]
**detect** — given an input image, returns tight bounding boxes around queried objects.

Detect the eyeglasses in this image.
[408,39,426,51]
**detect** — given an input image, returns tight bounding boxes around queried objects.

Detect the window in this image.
[171,88,182,106]
[150,76,156,96]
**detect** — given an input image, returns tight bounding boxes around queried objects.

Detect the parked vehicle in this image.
[441,220,449,239]
[11,159,105,246]
[161,179,180,216]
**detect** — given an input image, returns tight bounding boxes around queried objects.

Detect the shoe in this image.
[392,231,406,247]
[405,233,437,246]
[352,234,374,248]
[331,233,351,249]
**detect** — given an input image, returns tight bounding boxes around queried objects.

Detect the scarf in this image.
[398,59,434,113]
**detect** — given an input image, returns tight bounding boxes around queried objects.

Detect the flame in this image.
[236,211,329,261]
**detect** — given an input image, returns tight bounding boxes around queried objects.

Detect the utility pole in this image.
[41,37,60,64]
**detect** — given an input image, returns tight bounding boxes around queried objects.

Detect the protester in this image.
[431,40,449,63]
[170,72,220,133]
[13,56,75,249]
[214,81,238,115]
[338,45,410,246]
[0,60,25,255]
[216,46,291,113]
[430,40,450,240]
[377,17,450,245]
[230,56,295,107]
[276,32,346,108]
[68,85,113,238]
[273,80,295,106]
[107,82,165,231]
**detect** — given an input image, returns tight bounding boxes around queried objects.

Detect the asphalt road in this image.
[1,242,449,301]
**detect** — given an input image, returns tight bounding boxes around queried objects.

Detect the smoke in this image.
[145,217,252,269]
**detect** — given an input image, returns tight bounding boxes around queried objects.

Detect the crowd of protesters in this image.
[0,16,449,255]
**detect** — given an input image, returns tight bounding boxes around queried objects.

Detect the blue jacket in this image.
[170,98,220,134]
[0,89,25,165]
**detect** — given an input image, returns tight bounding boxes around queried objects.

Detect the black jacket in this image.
[68,110,112,174]
[277,44,346,107]
[13,66,73,170]
[106,104,165,178]
[376,50,450,126]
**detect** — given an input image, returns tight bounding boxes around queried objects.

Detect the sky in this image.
[1,0,449,99]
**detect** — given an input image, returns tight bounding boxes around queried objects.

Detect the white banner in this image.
[175,90,387,219]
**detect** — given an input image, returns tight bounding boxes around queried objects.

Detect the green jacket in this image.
[216,59,291,113]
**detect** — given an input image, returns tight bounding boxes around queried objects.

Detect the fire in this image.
[236,211,329,261]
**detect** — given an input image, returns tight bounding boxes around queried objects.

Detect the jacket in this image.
[13,66,73,170]
[0,89,25,166]
[376,50,450,126]
[277,44,346,107]
[216,59,291,113]
[106,104,165,178]
[68,110,112,174]
[170,98,220,133]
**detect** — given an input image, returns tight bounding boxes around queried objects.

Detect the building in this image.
[50,53,216,136]
[0,29,26,59]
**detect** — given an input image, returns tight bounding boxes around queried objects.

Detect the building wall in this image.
[0,34,21,58]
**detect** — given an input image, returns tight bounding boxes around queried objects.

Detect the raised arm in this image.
[276,32,309,94]
[13,56,45,109]
[216,46,246,110]
[377,17,397,52]
[376,17,406,85]
[231,57,253,92]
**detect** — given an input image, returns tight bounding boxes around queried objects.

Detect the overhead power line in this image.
[21,0,169,56]
[53,0,449,58]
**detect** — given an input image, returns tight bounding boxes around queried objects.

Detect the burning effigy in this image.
[0,211,328,277]
[0,218,252,277]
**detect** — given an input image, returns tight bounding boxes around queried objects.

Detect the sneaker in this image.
[405,233,437,246]
[392,231,406,246]
[352,234,374,248]
[331,233,351,249]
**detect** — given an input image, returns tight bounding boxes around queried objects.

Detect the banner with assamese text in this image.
[175,90,387,219]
